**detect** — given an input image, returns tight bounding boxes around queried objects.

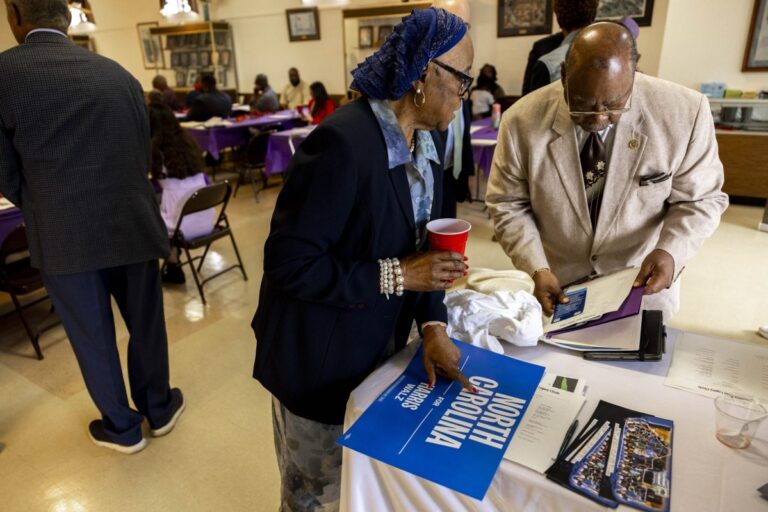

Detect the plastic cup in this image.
[714,395,768,449]
[426,219,471,255]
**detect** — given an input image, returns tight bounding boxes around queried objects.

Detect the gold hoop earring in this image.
[413,88,426,108]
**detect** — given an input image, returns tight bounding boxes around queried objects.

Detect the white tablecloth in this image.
[340,331,768,512]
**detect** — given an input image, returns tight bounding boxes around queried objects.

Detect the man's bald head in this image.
[565,22,639,75]
[432,0,471,23]
[561,22,639,132]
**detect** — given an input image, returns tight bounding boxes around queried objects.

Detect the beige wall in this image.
[3,0,765,96]
[657,0,768,91]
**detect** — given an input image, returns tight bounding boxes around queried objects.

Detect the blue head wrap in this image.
[350,8,467,101]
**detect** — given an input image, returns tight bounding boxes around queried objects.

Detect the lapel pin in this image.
[628,138,640,151]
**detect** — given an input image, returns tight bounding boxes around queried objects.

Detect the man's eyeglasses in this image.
[432,59,473,97]
[565,79,633,117]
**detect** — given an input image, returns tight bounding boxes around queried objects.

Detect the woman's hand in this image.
[401,251,466,292]
[422,324,474,391]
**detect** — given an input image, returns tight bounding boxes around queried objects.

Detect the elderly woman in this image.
[251,8,474,511]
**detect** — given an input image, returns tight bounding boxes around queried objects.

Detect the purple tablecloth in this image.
[0,206,24,246]
[264,127,315,176]
[470,118,499,177]
[186,110,304,160]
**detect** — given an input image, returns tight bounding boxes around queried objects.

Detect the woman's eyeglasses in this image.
[565,79,633,117]
[432,59,473,97]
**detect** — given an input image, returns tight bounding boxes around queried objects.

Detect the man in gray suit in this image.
[487,22,728,321]
[0,0,184,453]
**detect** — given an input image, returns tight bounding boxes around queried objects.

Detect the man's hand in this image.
[533,270,568,317]
[401,251,467,292]
[634,249,675,295]
[422,324,474,391]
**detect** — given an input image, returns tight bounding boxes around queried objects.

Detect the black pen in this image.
[557,420,579,458]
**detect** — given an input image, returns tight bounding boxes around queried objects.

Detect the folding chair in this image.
[235,125,282,201]
[0,225,60,359]
[164,181,248,305]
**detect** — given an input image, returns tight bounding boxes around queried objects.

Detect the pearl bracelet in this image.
[378,258,405,299]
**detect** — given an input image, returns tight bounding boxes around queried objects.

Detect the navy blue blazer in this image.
[252,99,447,424]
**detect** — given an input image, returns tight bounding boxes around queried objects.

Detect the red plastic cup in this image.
[427,219,472,255]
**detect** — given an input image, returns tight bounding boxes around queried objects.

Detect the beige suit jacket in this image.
[486,73,729,320]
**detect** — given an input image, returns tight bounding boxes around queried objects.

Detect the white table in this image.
[340,331,768,511]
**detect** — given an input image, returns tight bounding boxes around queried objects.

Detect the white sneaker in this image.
[759,325,768,340]
[150,388,186,437]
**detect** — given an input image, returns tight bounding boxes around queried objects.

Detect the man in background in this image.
[488,22,728,321]
[251,73,279,113]
[187,73,232,121]
[0,0,184,453]
[433,0,474,217]
[151,74,182,111]
[523,0,598,95]
[281,67,309,109]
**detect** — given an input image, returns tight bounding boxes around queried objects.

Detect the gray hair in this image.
[10,0,71,30]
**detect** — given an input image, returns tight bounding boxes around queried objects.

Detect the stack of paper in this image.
[542,268,644,352]
[504,373,587,473]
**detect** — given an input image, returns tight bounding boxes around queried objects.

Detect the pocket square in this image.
[639,172,672,186]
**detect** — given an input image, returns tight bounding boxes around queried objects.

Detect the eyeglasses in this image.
[565,79,633,117]
[432,59,473,97]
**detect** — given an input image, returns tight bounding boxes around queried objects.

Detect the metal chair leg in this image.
[229,232,248,281]
[10,291,43,360]
[197,243,212,273]
[183,246,207,305]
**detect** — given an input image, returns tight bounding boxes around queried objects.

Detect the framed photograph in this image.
[596,0,655,27]
[175,70,187,87]
[186,69,198,88]
[179,52,190,67]
[744,0,768,71]
[189,51,199,67]
[219,50,231,67]
[286,7,320,42]
[199,51,211,67]
[137,22,164,69]
[359,26,373,48]
[377,25,394,47]
[497,0,553,38]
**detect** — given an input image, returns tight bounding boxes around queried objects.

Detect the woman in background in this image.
[469,74,495,119]
[478,63,505,99]
[148,103,215,284]
[304,81,336,125]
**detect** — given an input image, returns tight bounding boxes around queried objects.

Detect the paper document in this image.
[0,198,16,210]
[504,373,587,473]
[544,314,642,352]
[544,267,638,333]
[665,332,768,400]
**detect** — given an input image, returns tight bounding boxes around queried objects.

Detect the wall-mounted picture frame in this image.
[359,26,373,48]
[175,70,187,87]
[219,50,231,67]
[179,52,190,67]
[596,0,655,27]
[377,25,394,47]
[497,0,553,38]
[744,0,768,71]
[286,7,321,42]
[199,50,211,67]
[137,22,164,69]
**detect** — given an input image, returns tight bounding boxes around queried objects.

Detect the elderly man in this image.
[487,22,728,321]
[0,0,184,453]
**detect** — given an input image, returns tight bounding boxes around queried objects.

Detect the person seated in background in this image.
[147,89,165,107]
[185,78,202,108]
[524,0,598,95]
[303,81,335,125]
[251,74,279,113]
[148,104,216,284]
[281,67,309,109]
[478,63,505,99]
[152,74,182,111]
[469,74,495,119]
[186,73,232,121]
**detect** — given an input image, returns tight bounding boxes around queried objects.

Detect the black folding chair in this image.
[163,181,248,304]
[0,225,60,359]
[235,125,282,201]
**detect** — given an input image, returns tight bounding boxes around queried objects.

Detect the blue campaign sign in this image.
[338,340,545,501]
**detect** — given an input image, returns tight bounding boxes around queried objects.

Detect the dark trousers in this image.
[442,167,458,219]
[43,260,173,444]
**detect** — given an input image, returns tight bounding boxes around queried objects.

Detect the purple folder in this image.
[548,286,644,336]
